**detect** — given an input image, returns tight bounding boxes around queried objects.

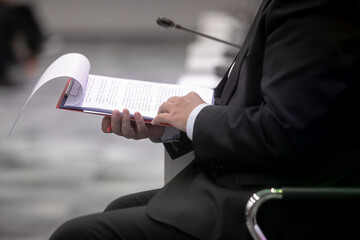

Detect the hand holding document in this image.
[8,53,214,137]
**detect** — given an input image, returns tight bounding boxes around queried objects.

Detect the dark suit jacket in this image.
[148,0,360,239]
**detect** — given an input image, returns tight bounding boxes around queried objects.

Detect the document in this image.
[9,53,214,136]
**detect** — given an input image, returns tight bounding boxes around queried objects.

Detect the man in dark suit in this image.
[50,0,360,239]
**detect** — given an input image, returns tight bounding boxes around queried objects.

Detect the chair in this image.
[245,187,360,240]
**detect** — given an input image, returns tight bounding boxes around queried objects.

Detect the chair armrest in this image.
[245,188,283,240]
[245,187,360,240]
[281,187,360,200]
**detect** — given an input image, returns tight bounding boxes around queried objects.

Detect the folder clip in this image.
[65,79,80,97]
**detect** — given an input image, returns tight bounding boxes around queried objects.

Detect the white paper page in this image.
[8,53,90,137]
[80,74,214,118]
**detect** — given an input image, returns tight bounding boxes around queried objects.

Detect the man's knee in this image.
[50,214,112,240]
[105,189,159,211]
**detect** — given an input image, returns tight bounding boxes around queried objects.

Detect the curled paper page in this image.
[8,53,91,138]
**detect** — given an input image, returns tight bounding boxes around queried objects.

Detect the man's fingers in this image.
[121,109,136,138]
[152,113,171,126]
[134,112,147,135]
[167,96,179,103]
[157,101,173,114]
[111,110,122,135]
[101,116,111,133]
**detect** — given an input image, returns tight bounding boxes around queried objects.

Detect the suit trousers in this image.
[49,189,198,240]
[49,186,360,240]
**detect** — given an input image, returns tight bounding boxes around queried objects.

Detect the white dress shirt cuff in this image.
[186,103,209,141]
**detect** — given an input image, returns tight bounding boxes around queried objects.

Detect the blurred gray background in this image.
[0,0,260,239]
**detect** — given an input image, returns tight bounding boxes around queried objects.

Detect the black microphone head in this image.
[156,17,177,28]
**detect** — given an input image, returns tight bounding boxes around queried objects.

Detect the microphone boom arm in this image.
[157,17,241,49]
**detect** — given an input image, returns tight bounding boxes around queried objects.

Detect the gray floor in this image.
[0,39,188,240]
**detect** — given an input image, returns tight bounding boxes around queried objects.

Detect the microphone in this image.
[156,17,241,49]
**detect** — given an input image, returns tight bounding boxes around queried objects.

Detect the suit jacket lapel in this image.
[217,0,271,106]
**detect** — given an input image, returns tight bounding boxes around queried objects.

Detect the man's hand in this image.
[102,109,165,140]
[151,92,205,132]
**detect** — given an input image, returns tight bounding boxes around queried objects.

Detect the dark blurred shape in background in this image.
[0,1,44,86]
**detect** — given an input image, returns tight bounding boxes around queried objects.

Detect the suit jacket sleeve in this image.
[192,0,360,172]
[163,131,193,159]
